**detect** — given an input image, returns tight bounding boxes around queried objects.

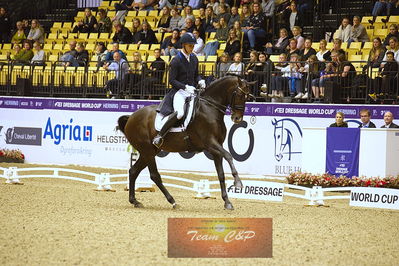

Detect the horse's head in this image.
[229,77,255,124]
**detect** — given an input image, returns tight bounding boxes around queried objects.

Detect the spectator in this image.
[59,41,77,65]
[262,0,275,19]
[11,21,27,45]
[132,0,156,11]
[299,54,320,99]
[368,0,397,24]
[381,111,399,128]
[323,38,345,61]
[113,0,132,23]
[227,52,244,75]
[312,51,340,99]
[188,0,202,9]
[216,4,231,25]
[217,52,231,77]
[242,2,266,50]
[282,1,303,32]
[105,42,127,63]
[31,41,45,66]
[228,6,240,28]
[7,44,23,60]
[292,26,304,50]
[381,36,399,66]
[135,48,166,98]
[180,6,195,25]
[203,17,229,56]
[103,51,129,98]
[128,51,147,93]
[299,38,316,61]
[71,42,89,67]
[329,112,348,127]
[378,51,398,99]
[157,6,172,32]
[366,37,386,68]
[254,51,274,94]
[161,28,181,56]
[207,0,219,14]
[286,38,300,61]
[348,16,369,45]
[269,53,289,98]
[27,19,44,44]
[282,53,303,98]
[112,21,133,44]
[167,7,181,32]
[265,28,290,55]
[133,21,158,45]
[333,17,352,43]
[218,0,230,14]
[94,42,109,67]
[316,39,328,62]
[198,7,206,19]
[232,20,243,41]
[245,50,258,78]
[13,41,34,65]
[159,0,173,9]
[73,8,97,33]
[22,19,30,37]
[95,8,112,33]
[0,7,10,43]
[193,28,205,56]
[204,6,217,32]
[131,18,142,35]
[358,109,376,128]
[224,28,241,58]
[383,24,399,47]
[194,17,206,40]
[240,4,252,28]
[182,17,195,32]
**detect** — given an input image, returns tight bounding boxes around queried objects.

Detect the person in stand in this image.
[103,51,129,98]
[381,111,399,128]
[112,21,133,44]
[153,33,206,148]
[73,8,97,33]
[358,109,376,128]
[329,112,348,127]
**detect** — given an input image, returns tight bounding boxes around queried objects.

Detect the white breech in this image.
[173,89,191,119]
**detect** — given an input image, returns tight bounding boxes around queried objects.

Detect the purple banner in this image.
[326,128,360,178]
[1,96,399,119]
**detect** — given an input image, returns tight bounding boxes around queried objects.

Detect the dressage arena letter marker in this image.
[350,187,399,210]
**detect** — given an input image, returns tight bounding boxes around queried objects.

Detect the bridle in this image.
[199,79,254,115]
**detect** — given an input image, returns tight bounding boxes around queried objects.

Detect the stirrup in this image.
[152,134,164,149]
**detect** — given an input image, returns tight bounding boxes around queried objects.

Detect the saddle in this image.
[154,95,199,133]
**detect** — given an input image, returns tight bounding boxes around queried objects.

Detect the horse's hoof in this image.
[172,203,180,209]
[234,180,243,189]
[134,202,144,208]
[224,203,234,210]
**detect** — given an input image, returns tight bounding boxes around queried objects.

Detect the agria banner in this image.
[1,97,398,176]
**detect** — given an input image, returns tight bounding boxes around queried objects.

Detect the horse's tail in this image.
[116,115,130,134]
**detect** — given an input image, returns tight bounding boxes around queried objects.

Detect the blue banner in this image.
[326,128,360,177]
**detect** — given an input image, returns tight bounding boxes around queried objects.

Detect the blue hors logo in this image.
[272,118,303,161]
[43,118,93,145]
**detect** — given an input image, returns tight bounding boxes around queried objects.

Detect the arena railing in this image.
[0,59,397,104]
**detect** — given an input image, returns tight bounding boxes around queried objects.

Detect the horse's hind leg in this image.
[208,142,243,188]
[213,154,234,210]
[129,156,148,208]
[147,157,177,208]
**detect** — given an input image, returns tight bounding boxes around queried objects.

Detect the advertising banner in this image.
[1,96,398,176]
[326,128,360,177]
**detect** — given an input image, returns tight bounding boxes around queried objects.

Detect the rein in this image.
[199,82,249,114]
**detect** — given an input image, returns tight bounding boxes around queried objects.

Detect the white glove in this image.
[185,85,196,94]
[198,79,206,89]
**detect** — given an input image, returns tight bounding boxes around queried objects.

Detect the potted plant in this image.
[0,149,25,163]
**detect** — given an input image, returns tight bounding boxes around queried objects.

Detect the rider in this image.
[153,32,206,148]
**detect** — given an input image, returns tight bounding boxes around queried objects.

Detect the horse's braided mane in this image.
[206,75,237,91]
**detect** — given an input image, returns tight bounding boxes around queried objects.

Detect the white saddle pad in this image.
[155,97,195,132]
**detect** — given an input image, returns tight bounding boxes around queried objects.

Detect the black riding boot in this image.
[152,112,179,148]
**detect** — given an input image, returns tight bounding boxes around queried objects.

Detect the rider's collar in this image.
[180,49,191,62]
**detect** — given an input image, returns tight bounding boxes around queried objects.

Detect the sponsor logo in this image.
[43,118,92,145]
[272,118,302,162]
[1,126,42,146]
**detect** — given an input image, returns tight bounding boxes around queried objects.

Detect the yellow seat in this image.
[326,42,334,50]
[311,42,320,51]
[86,43,96,53]
[43,43,53,51]
[206,55,217,62]
[147,55,156,62]
[75,67,85,87]
[125,21,133,29]
[161,55,170,63]
[88,33,98,40]
[48,54,59,62]
[126,55,134,61]
[151,44,160,50]
[373,28,389,40]
[155,33,163,43]
[0,54,7,60]
[269,55,279,62]
[148,10,158,17]
[107,11,116,18]
[32,66,44,86]
[52,22,62,29]
[139,44,149,51]
[47,33,58,40]
[137,10,147,17]
[2,43,11,50]
[363,42,373,50]
[129,44,139,51]
[219,43,226,50]
[197,55,206,61]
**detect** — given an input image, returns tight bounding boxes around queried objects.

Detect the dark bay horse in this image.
[118,75,254,210]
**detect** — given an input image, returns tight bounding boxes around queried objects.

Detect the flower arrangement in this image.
[0,149,25,163]
[287,172,399,189]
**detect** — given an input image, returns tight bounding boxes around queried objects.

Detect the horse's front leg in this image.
[208,141,243,189]
[129,156,149,208]
[212,154,234,210]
